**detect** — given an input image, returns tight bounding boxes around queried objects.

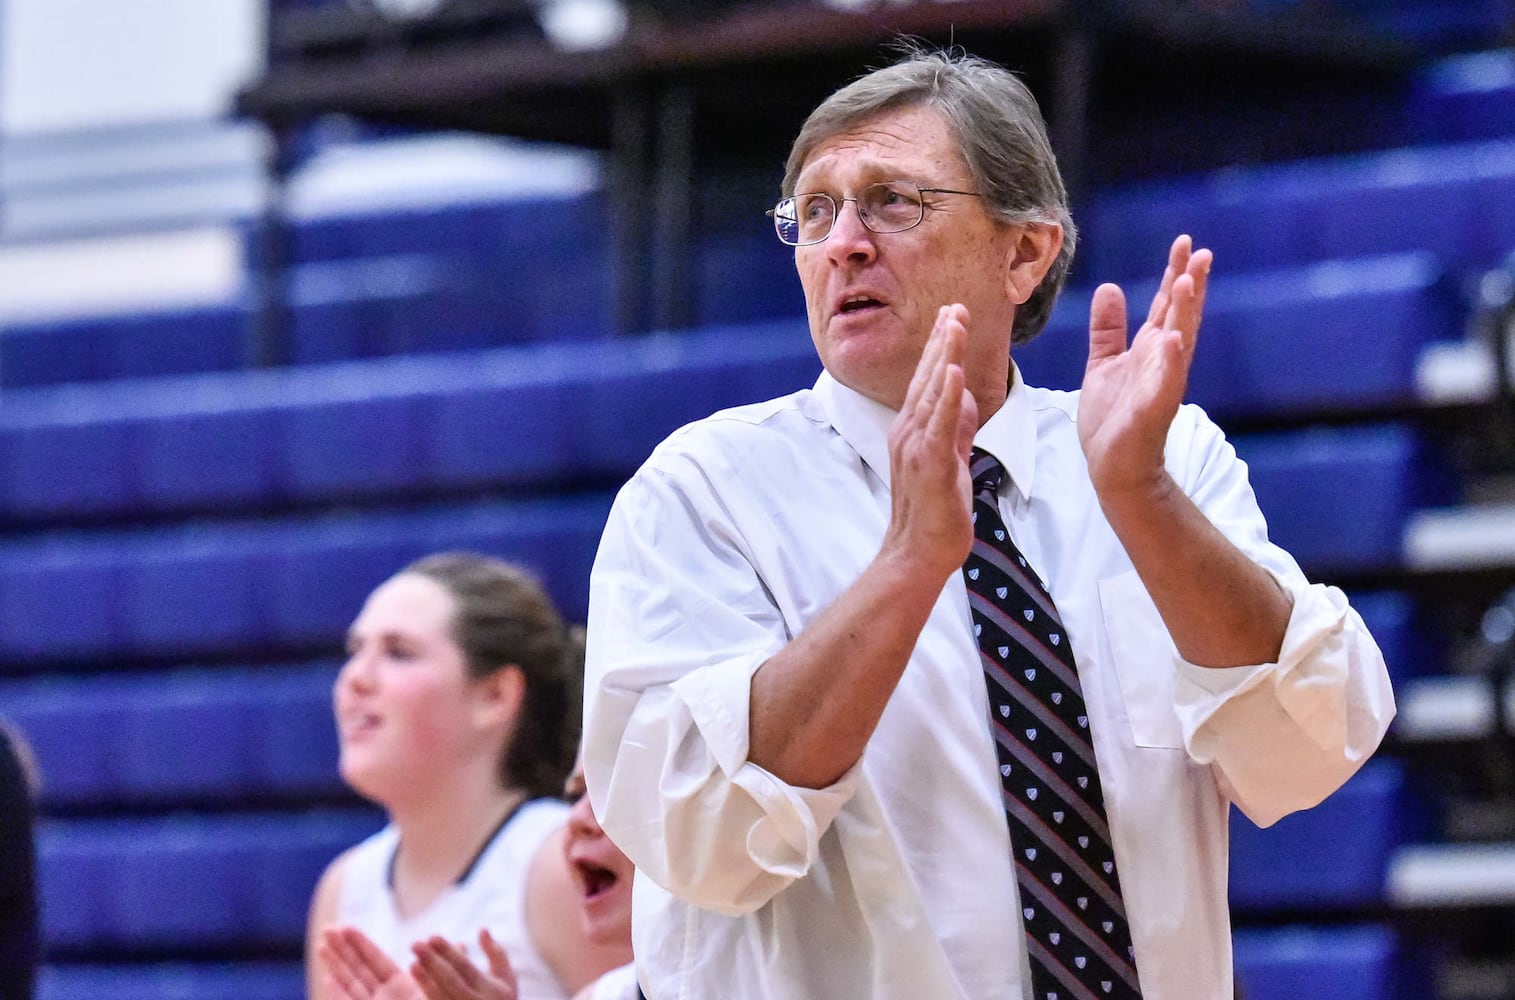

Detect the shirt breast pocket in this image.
[1097,570,1186,750]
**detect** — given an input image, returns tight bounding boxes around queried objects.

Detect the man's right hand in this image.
[748,305,982,790]
[884,303,978,581]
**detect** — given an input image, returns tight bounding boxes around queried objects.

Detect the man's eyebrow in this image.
[794,156,902,192]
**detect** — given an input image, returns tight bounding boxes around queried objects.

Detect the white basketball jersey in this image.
[337,798,571,1000]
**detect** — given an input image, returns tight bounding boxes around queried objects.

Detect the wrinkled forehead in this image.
[792,104,968,194]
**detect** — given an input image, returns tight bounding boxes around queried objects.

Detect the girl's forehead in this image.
[353,573,456,635]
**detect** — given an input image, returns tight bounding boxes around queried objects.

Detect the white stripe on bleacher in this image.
[1394,674,1515,740]
[2,121,266,192]
[1404,503,1515,571]
[2,176,265,243]
[1388,842,1515,907]
[285,133,602,219]
[0,226,242,323]
[1416,331,1515,405]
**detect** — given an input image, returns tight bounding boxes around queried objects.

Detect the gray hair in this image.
[782,45,1076,346]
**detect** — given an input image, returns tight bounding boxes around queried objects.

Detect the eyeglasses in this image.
[768,181,981,247]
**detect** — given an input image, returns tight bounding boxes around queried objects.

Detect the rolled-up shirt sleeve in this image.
[1163,406,1397,828]
[584,455,859,916]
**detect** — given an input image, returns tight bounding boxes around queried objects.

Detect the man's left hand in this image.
[1077,234,1211,498]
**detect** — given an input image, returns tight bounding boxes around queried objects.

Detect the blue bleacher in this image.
[283,191,615,355]
[37,810,380,953]
[1230,759,1417,912]
[1409,48,1515,143]
[0,317,819,523]
[1350,590,1438,686]
[1332,0,1511,50]
[286,250,615,364]
[1234,422,1454,571]
[0,304,246,388]
[0,496,614,664]
[38,961,303,1000]
[0,663,344,809]
[0,191,620,390]
[285,193,605,265]
[1018,251,1460,418]
[1086,138,1515,284]
[695,230,806,328]
[1233,925,1426,1000]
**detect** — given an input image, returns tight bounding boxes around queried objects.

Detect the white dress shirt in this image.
[584,368,1395,1000]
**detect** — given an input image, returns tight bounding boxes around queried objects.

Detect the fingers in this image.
[347,927,405,979]
[918,305,966,413]
[1087,283,1130,365]
[1160,247,1212,353]
[323,970,363,1000]
[412,936,492,1000]
[320,945,367,1000]
[922,305,967,432]
[478,929,516,986]
[926,362,967,461]
[885,303,976,567]
[323,927,392,995]
[1144,234,1190,329]
[899,305,953,418]
[1136,236,1211,353]
[895,305,969,465]
[1182,247,1212,337]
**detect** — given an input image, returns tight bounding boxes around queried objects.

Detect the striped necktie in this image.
[962,447,1142,1000]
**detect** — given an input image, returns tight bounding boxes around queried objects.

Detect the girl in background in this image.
[307,552,626,1000]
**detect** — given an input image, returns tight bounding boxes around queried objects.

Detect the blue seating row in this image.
[0,494,613,665]
[24,758,1408,956]
[0,255,1454,529]
[0,592,1428,812]
[1408,48,1515,145]
[1086,137,1515,283]
[0,304,247,388]
[1349,589,1439,685]
[0,430,1444,672]
[0,318,820,522]
[279,192,605,267]
[0,662,343,810]
[1233,924,1428,1000]
[1018,251,1459,419]
[39,961,303,1000]
[1235,421,1455,571]
[12,163,1473,393]
[0,250,619,389]
[38,809,381,953]
[1230,759,1418,912]
[284,250,616,365]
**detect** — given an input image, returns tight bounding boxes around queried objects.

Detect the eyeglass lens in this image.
[774,182,926,245]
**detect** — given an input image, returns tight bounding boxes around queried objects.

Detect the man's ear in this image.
[473,664,526,731]
[1003,222,1064,306]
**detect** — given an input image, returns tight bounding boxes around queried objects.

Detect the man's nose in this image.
[825,199,877,260]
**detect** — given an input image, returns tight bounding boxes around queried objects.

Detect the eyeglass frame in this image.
[766,181,982,247]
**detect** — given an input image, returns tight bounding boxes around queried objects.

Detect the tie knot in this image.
[969,447,1004,497]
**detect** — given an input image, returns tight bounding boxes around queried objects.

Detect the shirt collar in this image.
[813,363,1038,500]
[976,363,1037,501]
